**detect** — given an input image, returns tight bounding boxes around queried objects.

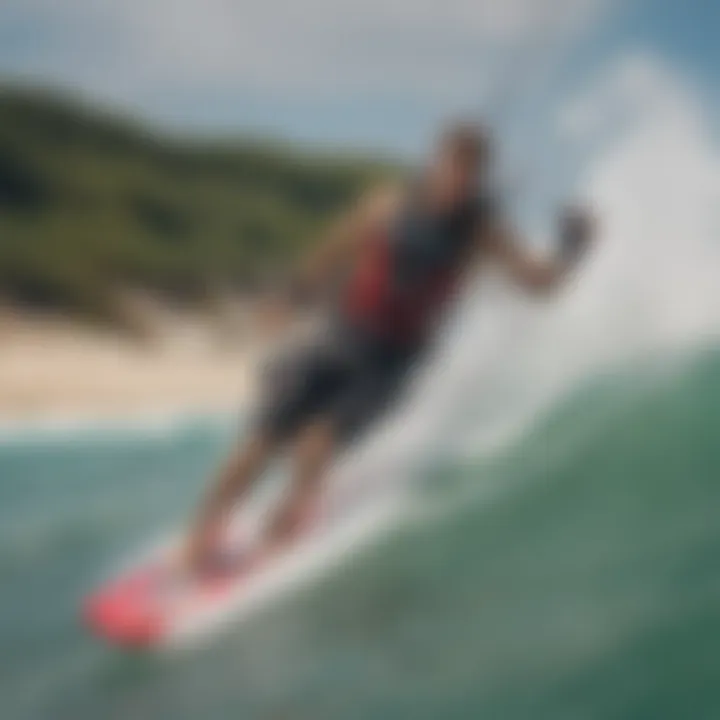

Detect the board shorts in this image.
[255,320,420,445]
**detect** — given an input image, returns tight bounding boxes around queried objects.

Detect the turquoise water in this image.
[1,349,720,720]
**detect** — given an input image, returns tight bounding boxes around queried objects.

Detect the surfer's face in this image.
[428,122,490,205]
[430,146,482,205]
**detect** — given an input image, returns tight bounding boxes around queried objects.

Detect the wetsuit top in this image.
[342,187,496,349]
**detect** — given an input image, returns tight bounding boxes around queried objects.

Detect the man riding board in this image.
[184,121,595,572]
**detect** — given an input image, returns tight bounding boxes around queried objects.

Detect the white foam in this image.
[0,407,235,446]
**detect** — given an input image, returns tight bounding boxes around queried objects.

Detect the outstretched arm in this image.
[485,207,595,295]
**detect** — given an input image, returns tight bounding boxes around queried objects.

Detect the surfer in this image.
[184,121,595,572]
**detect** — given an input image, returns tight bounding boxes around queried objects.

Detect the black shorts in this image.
[255,321,418,445]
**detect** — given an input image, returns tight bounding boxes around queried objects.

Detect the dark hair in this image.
[439,120,492,166]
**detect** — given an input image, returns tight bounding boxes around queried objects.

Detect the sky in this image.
[0,0,716,153]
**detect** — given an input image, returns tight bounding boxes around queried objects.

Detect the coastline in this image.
[0,310,262,432]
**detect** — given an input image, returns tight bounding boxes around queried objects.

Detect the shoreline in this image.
[0,310,263,432]
[0,406,239,445]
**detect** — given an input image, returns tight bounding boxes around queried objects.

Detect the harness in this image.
[344,192,488,345]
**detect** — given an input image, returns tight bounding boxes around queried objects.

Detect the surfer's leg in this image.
[263,357,411,548]
[185,432,276,570]
[266,419,337,548]
[185,332,347,570]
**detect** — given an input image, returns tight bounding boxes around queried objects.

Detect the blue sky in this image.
[623,0,720,86]
[0,0,716,155]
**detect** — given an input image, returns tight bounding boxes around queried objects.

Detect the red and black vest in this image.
[343,192,493,347]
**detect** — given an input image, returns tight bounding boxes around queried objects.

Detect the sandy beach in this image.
[0,309,264,424]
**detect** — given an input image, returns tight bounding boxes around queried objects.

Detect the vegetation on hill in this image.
[0,86,396,326]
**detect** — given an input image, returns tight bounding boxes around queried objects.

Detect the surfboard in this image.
[82,498,400,650]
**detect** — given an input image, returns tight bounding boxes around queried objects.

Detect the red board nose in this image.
[83,591,162,648]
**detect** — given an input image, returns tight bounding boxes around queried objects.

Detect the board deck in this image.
[83,531,261,647]
[82,499,400,650]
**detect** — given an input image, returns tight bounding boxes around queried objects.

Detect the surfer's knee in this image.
[293,420,336,485]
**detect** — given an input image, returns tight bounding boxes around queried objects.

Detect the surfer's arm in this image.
[483,207,595,295]
[255,185,400,336]
[286,184,402,305]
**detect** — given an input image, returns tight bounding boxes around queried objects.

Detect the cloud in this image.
[2,0,605,113]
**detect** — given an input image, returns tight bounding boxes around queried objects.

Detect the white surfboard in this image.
[82,496,401,650]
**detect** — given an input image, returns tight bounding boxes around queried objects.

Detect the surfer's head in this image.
[428,120,492,204]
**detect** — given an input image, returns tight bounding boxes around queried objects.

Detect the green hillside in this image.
[0,86,396,325]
